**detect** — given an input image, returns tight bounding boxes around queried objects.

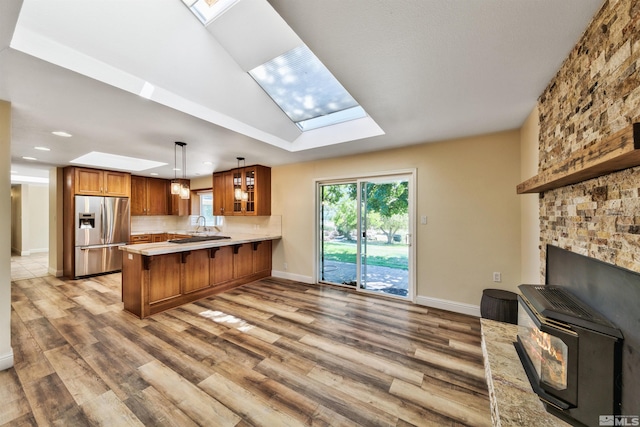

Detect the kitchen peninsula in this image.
[120,232,280,318]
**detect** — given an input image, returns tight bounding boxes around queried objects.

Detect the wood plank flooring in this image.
[3,273,491,426]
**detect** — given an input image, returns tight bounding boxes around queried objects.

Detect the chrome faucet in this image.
[195,215,207,232]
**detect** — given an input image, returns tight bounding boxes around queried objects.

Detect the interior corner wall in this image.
[0,100,14,370]
[49,167,63,276]
[520,107,541,284]
[537,0,640,274]
[271,130,522,311]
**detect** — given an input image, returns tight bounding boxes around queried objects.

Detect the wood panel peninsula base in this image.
[120,235,277,319]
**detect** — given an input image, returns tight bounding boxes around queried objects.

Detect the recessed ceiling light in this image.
[52,131,72,137]
[22,156,37,161]
[203,161,213,165]
[173,168,181,171]
[150,172,159,176]
[34,146,50,151]
[70,152,167,172]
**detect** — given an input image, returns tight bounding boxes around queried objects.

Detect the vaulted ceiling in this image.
[0,0,604,182]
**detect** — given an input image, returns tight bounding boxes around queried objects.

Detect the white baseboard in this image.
[30,248,48,254]
[269,273,480,317]
[416,296,480,317]
[49,267,63,277]
[0,348,14,371]
[271,270,315,284]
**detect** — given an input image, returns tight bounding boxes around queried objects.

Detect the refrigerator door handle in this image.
[79,243,126,250]
[101,201,106,243]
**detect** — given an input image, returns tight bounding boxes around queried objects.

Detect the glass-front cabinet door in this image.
[245,167,256,214]
[213,165,269,217]
[232,169,243,214]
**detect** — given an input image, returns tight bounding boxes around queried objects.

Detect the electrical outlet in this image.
[421,215,428,225]
[493,272,501,282]
[284,262,288,271]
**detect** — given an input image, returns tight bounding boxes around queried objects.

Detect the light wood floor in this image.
[4,272,491,426]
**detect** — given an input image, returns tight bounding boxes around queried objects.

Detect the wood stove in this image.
[515,284,623,427]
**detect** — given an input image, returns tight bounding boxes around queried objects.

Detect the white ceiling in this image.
[1,0,604,182]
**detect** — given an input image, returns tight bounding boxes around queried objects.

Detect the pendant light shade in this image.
[170,180,182,195]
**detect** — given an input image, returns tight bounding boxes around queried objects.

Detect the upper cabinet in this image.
[131,176,190,216]
[131,176,170,216]
[213,165,270,216]
[66,167,131,197]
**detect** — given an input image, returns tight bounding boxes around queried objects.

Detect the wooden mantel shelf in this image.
[517,123,640,194]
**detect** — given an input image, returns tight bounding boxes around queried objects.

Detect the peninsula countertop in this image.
[120,233,281,256]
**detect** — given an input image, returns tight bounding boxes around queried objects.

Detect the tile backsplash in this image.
[131,215,281,236]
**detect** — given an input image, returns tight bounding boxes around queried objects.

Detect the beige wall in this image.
[190,175,212,190]
[27,184,49,252]
[519,107,541,284]
[272,130,522,310]
[10,183,49,255]
[1,100,13,370]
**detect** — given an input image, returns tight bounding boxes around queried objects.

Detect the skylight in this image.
[249,45,367,132]
[70,152,167,172]
[181,0,239,25]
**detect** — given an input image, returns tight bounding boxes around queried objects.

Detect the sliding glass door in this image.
[319,183,358,286]
[359,177,410,296]
[318,173,413,299]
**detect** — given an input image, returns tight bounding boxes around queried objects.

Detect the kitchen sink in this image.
[168,235,231,244]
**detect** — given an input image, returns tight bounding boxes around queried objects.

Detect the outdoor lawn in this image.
[323,241,408,270]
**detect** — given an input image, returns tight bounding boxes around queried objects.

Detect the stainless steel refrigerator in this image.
[74,195,130,277]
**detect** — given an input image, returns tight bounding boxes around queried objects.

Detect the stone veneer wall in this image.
[538,0,640,275]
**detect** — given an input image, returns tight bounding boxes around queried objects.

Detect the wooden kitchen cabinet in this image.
[66,167,131,197]
[213,172,228,215]
[233,243,254,279]
[131,176,170,216]
[212,165,270,216]
[232,241,272,278]
[152,233,167,242]
[148,253,182,304]
[122,239,274,318]
[253,240,272,273]
[210,246,234,285]
[182,250,211,294]
[130,234,151,244]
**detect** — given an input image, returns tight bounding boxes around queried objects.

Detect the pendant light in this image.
[179,142,190,200]
[170,142,182,195]
[171,141,190,200]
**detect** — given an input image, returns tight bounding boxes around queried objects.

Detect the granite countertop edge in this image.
[120,234,281,256]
